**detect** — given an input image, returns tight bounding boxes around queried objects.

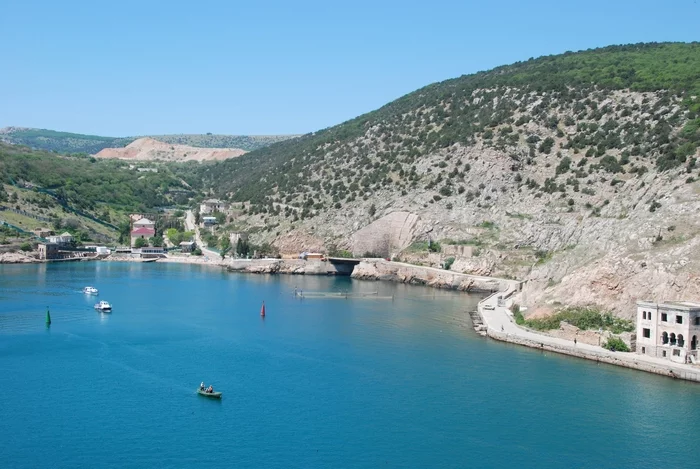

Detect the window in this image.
[670,333,677,346]
[678,334,685,348]
[695,317,700,326]
[642,311,646,320]
[662,332,669,344]
[643,328,651,338]
[641,347,646,354]
[663,351,667,357]
[676,315,683,324]
[673,349,681,356]
[661,313,668,322]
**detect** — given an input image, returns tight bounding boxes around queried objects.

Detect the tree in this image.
[194,211,201,225]
[134,237,147,249]
[368,203,376,216]
[118,220,130,244]
[219,235,231,259]
[236,238,250,257]
[149,236,164,247]
[166,228,181,245]
[214,211,226,225]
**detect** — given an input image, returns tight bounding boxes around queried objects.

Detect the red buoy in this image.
[260,301,266,317]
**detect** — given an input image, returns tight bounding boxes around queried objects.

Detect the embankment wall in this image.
[486,328,700,382]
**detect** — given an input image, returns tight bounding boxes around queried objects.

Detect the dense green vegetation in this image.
[0,143,195,214]
[192,43,700,218]
[523,306,634,334]
[0,128,297,154]
[602,336,631,352]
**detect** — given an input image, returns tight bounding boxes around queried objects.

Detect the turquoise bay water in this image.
[1,263,699,468]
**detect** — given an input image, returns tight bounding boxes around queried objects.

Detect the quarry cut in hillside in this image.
[95,137,246,162]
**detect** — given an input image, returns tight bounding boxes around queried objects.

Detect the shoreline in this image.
[9,251,700,382]
[477,292,700,383]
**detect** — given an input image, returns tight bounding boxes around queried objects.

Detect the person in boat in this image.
[207,385,214,393]
[200,382,205,391]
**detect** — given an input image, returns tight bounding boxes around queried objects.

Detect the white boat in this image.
[83,286,99,295]
[94,300,112,312]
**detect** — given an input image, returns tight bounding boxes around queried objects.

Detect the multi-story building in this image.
[636,301,700,364]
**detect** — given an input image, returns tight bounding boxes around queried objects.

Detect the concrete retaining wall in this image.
[486,328,700,382]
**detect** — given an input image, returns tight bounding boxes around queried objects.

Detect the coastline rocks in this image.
[0,252,38,264]
[352,260,510,292]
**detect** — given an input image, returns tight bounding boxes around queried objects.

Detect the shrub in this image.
[20,242,32,252]
[524,306,633,333]
[512,304,525,325]
[443,257,455,270]
[602,336,630,352]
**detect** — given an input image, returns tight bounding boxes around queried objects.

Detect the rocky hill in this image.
[0,127,297,155]
[95,137,246,162]
[193,42,700,318]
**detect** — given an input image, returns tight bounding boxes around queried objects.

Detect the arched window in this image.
[692,336,698,351]
[678,334,685,348]
[670,333,677,346]
[662,332,669,344]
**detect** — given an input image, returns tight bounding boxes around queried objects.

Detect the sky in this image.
[0,0,698,137]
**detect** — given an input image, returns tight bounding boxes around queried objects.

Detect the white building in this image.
[200,199,226,214]
[47,232,73,245]
[636,301,700,364]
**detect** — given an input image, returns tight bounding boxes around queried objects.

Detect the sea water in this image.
[1,262,699,468]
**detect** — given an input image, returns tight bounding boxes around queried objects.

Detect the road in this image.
[185,210,221,260]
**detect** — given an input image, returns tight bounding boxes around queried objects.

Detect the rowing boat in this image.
[197,388,222,399]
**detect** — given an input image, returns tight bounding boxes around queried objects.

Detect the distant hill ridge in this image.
[94,137,248,162]
[0,127,298,155]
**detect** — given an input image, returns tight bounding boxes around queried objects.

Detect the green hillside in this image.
[0,127,298,154]
[196,42,700,212]
[0,143,196,214]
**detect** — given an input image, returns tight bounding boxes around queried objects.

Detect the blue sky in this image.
[0,0,697,137]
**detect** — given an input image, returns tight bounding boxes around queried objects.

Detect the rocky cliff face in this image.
[199,44,700,318]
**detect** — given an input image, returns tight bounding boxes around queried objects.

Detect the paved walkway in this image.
[478,292,700,382]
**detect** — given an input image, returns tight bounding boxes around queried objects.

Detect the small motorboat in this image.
[197,386,222,399]
[94,300,112,312]
[83,286,99,295]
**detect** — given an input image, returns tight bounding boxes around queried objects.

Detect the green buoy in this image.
[46,307,51,326]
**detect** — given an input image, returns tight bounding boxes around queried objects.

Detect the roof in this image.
[637,300,700,311]
[202,216,217,220]
[203,199,223,204]
[60,232,73,237]
[180,241,195,246]
[133,218,154,225]
[131,227,156,235]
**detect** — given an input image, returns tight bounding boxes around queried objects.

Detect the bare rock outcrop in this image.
[350,212,420,257]
[0,252,38,263]
[352,260,510,292]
